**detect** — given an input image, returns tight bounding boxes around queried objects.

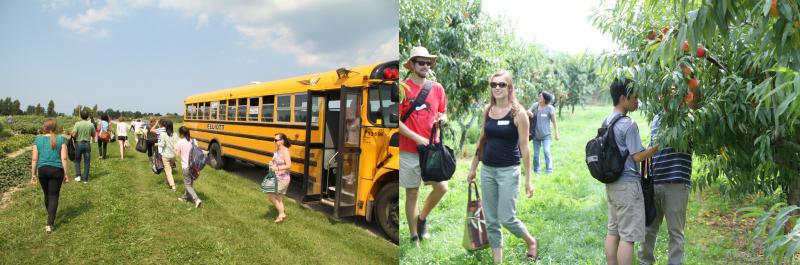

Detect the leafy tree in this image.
[401,0,551,150]
[593,0,800,207]
[34,104,44,116]
[11,100,21,115]
[46,100,55,117]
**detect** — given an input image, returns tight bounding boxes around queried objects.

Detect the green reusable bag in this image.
[260,170,278,193]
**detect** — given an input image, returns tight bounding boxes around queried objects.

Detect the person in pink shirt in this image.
[175,126,201,208]
[266,133,291,223]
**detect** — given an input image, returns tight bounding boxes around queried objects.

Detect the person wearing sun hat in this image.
[399,46,449,247]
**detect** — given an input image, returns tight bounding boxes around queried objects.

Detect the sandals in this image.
[526,238,539,261]
[274,215,287,224]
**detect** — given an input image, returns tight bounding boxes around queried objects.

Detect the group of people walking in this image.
[399,46,691,265]
[29,112,293,233]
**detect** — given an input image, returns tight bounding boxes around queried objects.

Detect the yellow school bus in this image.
[183,61,400,241]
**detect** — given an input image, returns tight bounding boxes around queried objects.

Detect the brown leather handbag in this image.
[463,181,490,251]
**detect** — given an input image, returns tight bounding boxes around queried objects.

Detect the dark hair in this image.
[162,119,174,137]
[179,126,190,139]
[101,114,110,122]
[275,133,291,148]
[540,91,554,105]
[610,78,634,106]
[80,111,89,120]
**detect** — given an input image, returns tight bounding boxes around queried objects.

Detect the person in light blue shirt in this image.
[97,114,111,159]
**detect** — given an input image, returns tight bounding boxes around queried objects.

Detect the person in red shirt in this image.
[399,46,449,246]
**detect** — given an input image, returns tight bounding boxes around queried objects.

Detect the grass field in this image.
[0,133,398,264]
[399,106,775,264]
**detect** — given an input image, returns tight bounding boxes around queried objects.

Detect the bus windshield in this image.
[367,82,398,128]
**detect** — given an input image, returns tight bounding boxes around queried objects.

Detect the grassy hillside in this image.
[0,136,397,264]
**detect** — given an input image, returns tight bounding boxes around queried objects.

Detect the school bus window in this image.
[204,102,211,120]
[261,95,274,123]
[237,98,247,121]
[368,83,398,127]
[276,95,291,122]
[294,93,308,124]
[311,95,320,126]
[197,104,204,120]
[248,97,259,122]
[219,100,227,120]
[184,104,191,119]
[211,101,219,120]
[227,99,236,121]
[192,104,199,120]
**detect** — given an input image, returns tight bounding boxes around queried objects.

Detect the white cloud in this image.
[41,0,70,11]
[57,5,123,38]
[51,0,398,66]
[196,13,208,29]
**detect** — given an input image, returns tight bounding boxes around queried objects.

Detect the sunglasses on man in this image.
[414,60,433,67]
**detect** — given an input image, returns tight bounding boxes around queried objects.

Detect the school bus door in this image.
[302,91,326,203]
[335,86,362,218]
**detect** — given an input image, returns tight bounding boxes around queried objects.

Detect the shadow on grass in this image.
[57,201,93,227]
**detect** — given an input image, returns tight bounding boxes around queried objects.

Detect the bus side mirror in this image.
[391,86,399,102]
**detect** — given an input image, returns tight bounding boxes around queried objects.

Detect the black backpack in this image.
[585,115,628,183]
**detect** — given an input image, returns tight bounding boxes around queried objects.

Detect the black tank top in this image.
[482,109,520,167]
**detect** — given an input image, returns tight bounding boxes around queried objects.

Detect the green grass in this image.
[399,105,771,264]
[0,136,397,264]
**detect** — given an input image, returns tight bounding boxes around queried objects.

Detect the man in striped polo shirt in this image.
[638,112,692,265]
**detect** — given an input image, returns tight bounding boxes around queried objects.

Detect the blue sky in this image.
[0,0,398,115]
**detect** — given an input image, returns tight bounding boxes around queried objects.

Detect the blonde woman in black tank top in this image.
[467,70,539,262]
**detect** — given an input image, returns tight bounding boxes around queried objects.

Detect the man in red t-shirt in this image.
[399,46,448,246]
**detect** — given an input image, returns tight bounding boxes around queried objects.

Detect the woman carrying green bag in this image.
[261,133,291,223]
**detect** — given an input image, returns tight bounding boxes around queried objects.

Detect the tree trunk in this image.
[457,114,478,151]
[785,176,800,233]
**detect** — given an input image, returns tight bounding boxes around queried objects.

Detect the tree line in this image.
[0,97,179,118]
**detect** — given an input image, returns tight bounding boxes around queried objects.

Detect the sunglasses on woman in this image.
[490,82,507,88]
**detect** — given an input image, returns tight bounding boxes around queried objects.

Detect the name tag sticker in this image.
[497,120,510,126]
[540,113,548,117]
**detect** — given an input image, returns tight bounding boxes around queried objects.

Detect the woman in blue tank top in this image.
[467,70,538,262]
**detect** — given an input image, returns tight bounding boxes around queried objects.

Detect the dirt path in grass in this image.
[7,146,32,159]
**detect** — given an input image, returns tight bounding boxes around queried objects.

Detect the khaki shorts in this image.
[606,180,645,242]
[399,151,447,188]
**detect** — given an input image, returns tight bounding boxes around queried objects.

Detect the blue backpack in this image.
[188,139,206,173]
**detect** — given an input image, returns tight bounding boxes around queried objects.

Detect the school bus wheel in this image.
[207,142,225,169]
[375,182,399,242]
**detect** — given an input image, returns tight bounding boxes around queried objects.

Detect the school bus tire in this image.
[208,142,225,170]
[375,182,399,242]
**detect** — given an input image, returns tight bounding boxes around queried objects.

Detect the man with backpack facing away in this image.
[399,46,449,246]
[600,79,659,265]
